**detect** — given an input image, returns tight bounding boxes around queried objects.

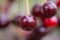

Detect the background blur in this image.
[0,0,60,40]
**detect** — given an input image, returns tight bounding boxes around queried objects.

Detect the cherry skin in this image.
[27,26,50,40]
[13,14,21,25]
[43,2,57,17]
[57,0,60,7]
[14,15,37,30]
[43,16,58,28]
[0,14,10,28]
[32,4,45,18]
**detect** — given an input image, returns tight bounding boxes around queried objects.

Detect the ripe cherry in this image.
[32,4,45,18]
[27,26,50,40]
[14,15,37,30]
[43,2,57,17]
[57,0,60,7]
[43,16,58,28]
[0,14,10,28]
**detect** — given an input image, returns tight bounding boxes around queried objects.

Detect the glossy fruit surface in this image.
[43,16,58,28]
[14,15,37,30]
[43,2,57,17]
[0,14,10,28]
[32,4,45,18]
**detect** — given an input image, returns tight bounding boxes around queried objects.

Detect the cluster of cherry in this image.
[0,1,59,40]
[13,1,58,40]
[13,1,58,29]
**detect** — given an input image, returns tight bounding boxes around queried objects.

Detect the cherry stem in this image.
[26,0,30,15]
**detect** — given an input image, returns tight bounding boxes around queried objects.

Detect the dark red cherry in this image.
[14,15,37,30]
[43,16,58,28]
[43,2,57,17]
[57,0,60,7]
[0,14,10,28]
[27,26,50,40]
[32,4,45,18]
[12,14,22,25]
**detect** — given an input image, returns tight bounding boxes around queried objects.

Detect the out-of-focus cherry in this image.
[57,0,60,7]
[27,26,50,40]
[43,16,58,28]
[43,2,57,17]
[32,4,45,18]
[0,14,10,28]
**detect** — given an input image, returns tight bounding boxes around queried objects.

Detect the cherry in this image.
[27,26,50,40]
[43,2,57,17]
[14,15,37,30]
[57,0,60,7]
[43,16,58,28]
[32,4,45,18]
[0,14,10,28]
